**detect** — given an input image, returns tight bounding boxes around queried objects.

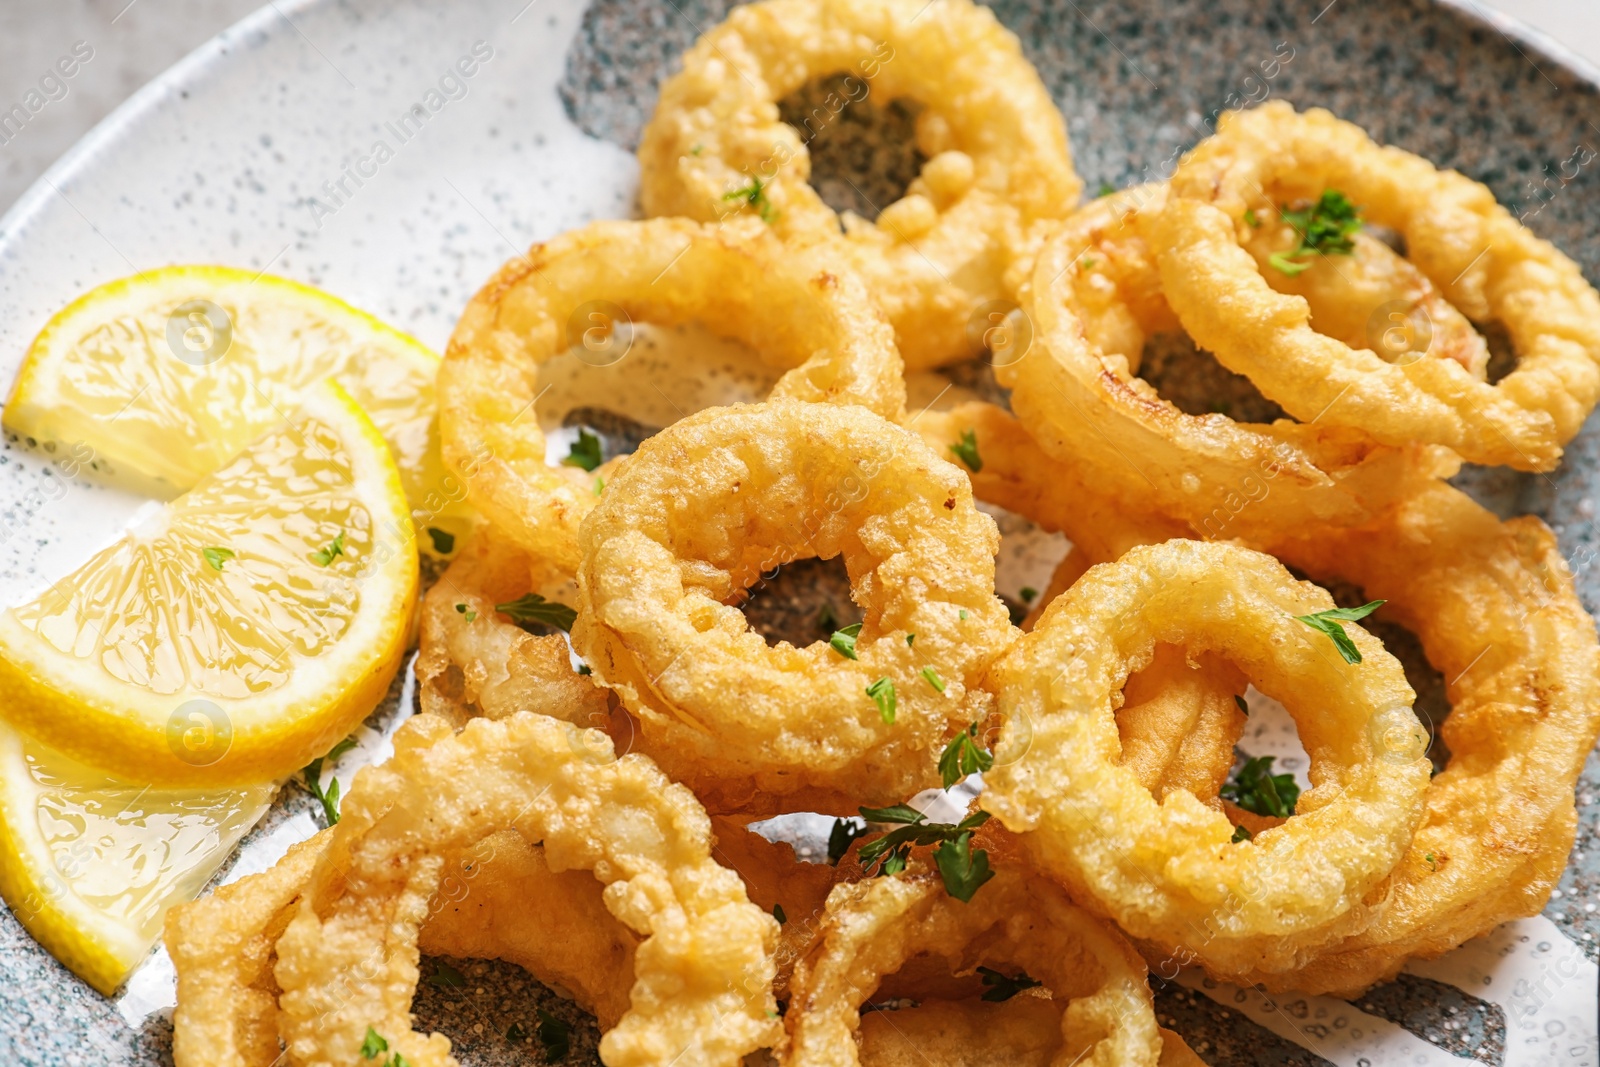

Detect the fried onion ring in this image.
[572,400,1014,811]
[440,217,905,573]
[982,540,1433,979]
[1002,186,1452,540]
[1252,480,1600,994]
[272,712,780,1067]
[637,0,1079,370]
[784,863,1162,1066]
[1154,101,1600,470]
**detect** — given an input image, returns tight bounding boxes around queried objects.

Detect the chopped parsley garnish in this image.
[829,622,862,660]
[827,817,868,865]
[1243,208,1261,228]
[938,722,993,788]
[1096,181,1116,197]
[361,1027,389,1059]
[593,476,605,496]
[1269,189,1362,276]
[1222,754,1300,819]
[506,1022,528,1043]
[1019,586,1038,603]
[428,961,466,988]
[495,593,577,633]
[1294,600,1384,664]
[426,526,456,554]
[576,663,592,675]
[773,903,787,924]
[536,1009,571,1062]
[312,530,347,566]
[920,666,946,693]
[455,603,477,623]
[202,546,236,572]
[1424,852,1438,871]
[905,633,915,647]
[977,965,1042,1001]
[562,427,603,472]
[948,428,982,472]
[857,805,995,900]
[723,175,776,222]
[1231,824,1253,843]
[1234,694,1250,715]
[866,676,897,723]
[304,737,358,827]
[959,609,968,621]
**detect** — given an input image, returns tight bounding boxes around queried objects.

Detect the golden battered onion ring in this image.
[572,400,1014,811]
[439,217,905,573]
[1250,480,1600,994]
[982,540,1433,979]
[1003,186,1452,540]
[637,0,1079,370]
[784,864,1163,1066]
[415,528,615,731]
[1116,644,1247,809]
[1154,101,1600,471]
[273,712,780,1067]
[858,1003,1202,1067]
[167,830,331,1067]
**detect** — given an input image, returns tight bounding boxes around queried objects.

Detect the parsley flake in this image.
[948,428,982,472]
[496,593,577,633]
[361,1027,389,1059]
[1096,181,1116,197]
[829,622,862,660]
[537,1009,571,1062]
[1269,189,1362,275]
[562,427,603,472]
[1294,600,1384,664]
[303,737,358,827]
[866,676,897,723]
[856,806,995,900]
[202,546,236,571]
[978,965,1042,1001]
[905,633,915,647]
[1231,824,1253,843]
[455,603,477,623]
[426,526,456,554]
[1222,754,1300,819]
[1019,586,1038,603]
[593,476,605,496]
[428,961,466,988]
[723,175,776,222]
[827,817,867,865]
[938,722,993,788]
[1234,694,1250,715]
[934,831,994,902]
[1243,208,1261,228]
[506,1022,528,1043]
[773,903,787,924]
[312,530,346,566]
[920,666,946,693]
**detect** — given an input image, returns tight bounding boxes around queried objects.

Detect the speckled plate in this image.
[0,1,1598,1065]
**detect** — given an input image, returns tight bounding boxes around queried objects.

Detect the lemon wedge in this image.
[4,265,469,553]
[0,381,417,785]
[0,716,275,994]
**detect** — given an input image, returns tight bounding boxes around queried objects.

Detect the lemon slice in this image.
[0,381,417,785]
[4,265,469,553]
[0,716,275,994]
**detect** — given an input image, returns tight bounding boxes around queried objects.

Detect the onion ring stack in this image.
[638,0,1079,369]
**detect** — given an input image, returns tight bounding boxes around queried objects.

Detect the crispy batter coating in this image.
[1004,185,1453,541]
[415,528,614,731]
[638,0,1079,369]
[1256,481,1600,994]
[785,864,1162,1067]
[1117,644,1248,809]
[1155,102,1600,470]
[440,218,904,573]
[273,713,780,1067]
[983,540,1432,980]
[572,400,1014,810]
[858,1003,1202,1067]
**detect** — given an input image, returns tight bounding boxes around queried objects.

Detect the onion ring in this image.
[440,217,904,573]
[273,712,780,1067]
[784,862,1163,1066]
[1002,185,1453,541]
[572,399,1014,812]
[637,0,1079,370]
[982,539,1432,979]
[1249,480,1600,994]
[1153,101,1600,471]
[415,527,614,731]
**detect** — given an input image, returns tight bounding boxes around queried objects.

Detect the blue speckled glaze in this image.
[0,0,1597,1064]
